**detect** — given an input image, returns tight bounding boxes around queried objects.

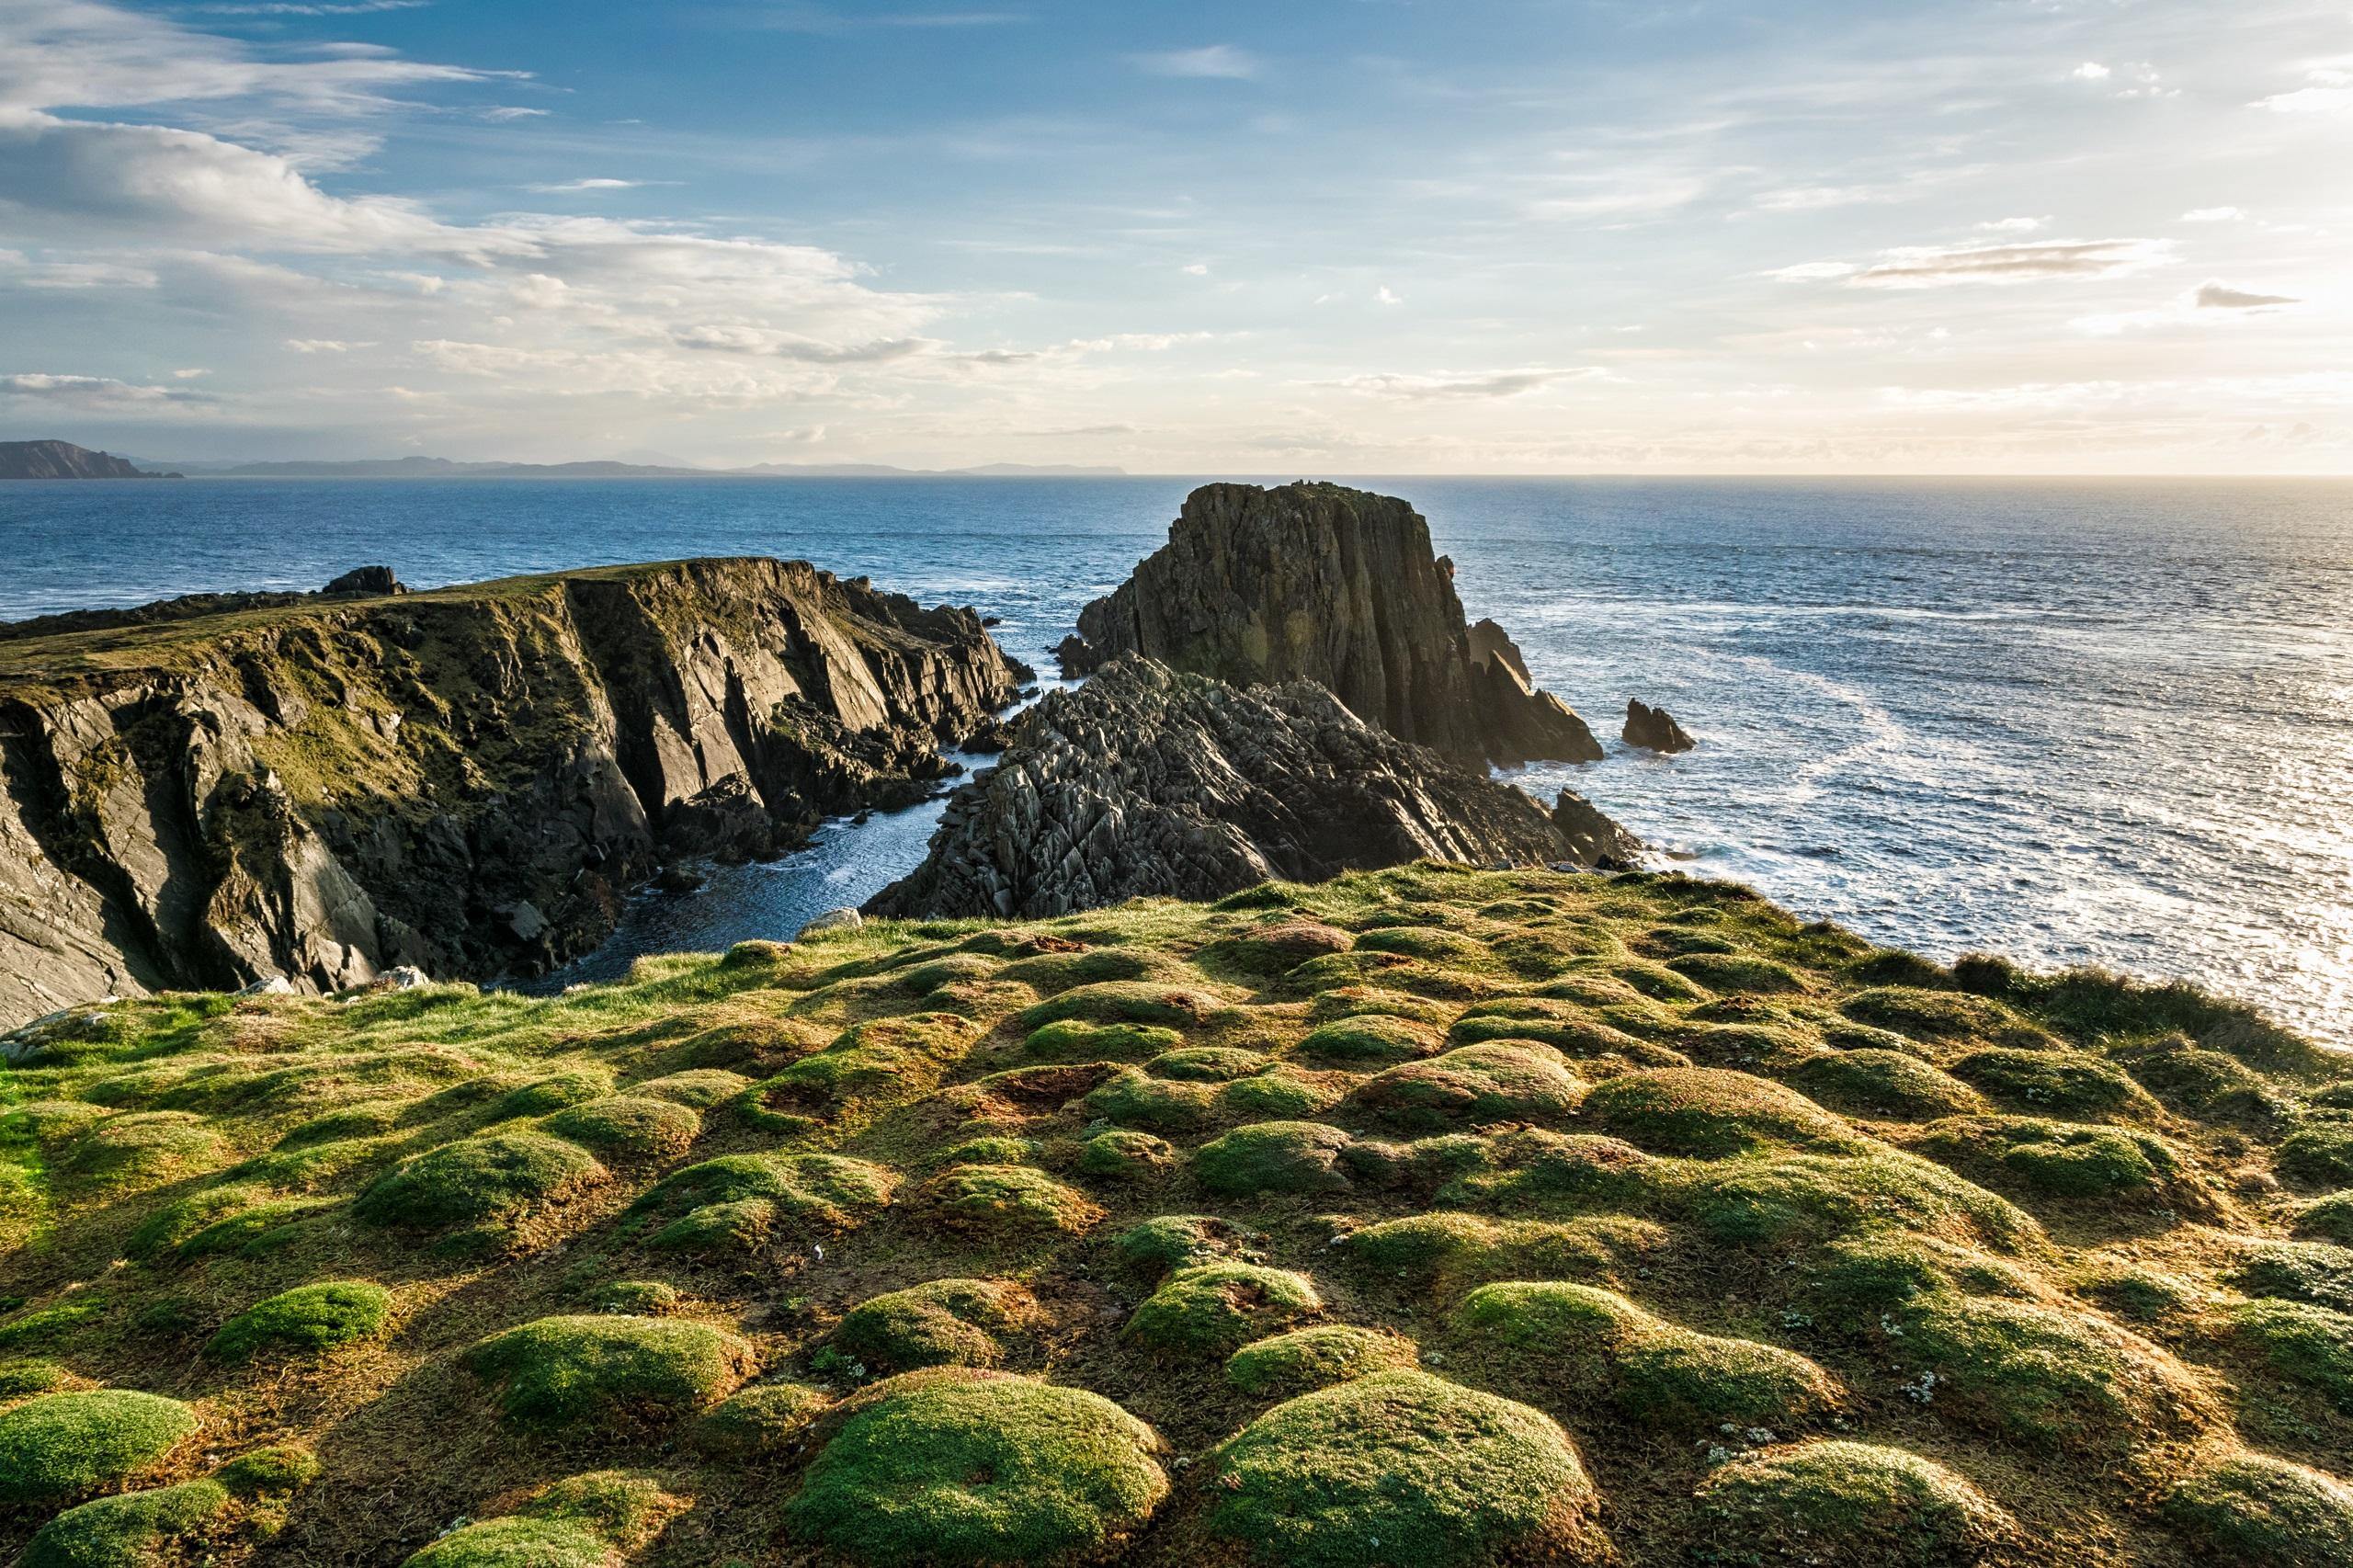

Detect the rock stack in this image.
[1623,699,1696,754]
[1057,483,1603,767]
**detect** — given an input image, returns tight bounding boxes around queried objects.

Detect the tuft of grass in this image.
[355,1131,606,1230]
[832,1278,1030,1372]
[206,1279,393,1363]
[1347,1044,1582,1131]
[465,1314,755,1426]
[2233,1240,2353,1312]
[1193,1121,1353,1197]
[0,1389,199,1505]
[1691,1440,2017,1567]
[2164,1451,2353,1567]
[1208,1369,1604,1568]
[1295,1015,1441,1066]
[693,1381,831,1459]
[1124,1264,1321,1357]
[1788,1050,1988,1121]
[544,1094,700,1162]
[1111,1214,1264,1278]
[23,1479,230,1568]
[923,1164,1101,1238]
[2233,1299,2353,1412]
[1581,1067,1853,1157]
[784,1370,1167,1565]
[1225,1324,1416,1398]
[401,1470,682,1567]
[1023,1019,1183,1060]
[1452,1281,1839,1431]
[1075,1129,1176,1178]
[1948,1049,2152,1119]
[2278,1123,2353,1187]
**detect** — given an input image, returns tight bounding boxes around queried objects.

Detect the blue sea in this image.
[3,476,2348,1046]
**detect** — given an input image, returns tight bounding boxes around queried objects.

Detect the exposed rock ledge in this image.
[866,655,1640,921]
[0,558,1027,1026]
[1056,482,1604,767]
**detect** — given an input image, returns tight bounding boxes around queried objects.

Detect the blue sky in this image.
[1,0,2347,471]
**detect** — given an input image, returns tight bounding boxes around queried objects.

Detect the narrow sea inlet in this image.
[4,474,2349,1043]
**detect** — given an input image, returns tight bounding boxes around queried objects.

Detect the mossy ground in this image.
[2,863,2348,1564]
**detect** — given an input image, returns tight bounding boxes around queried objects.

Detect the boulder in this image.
[1058,483,1601,768]
[865,656,1638,921]
[1623,699,1695,754]
[322,566,406,597]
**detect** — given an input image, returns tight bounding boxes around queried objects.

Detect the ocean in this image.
[3,475,2347,1046]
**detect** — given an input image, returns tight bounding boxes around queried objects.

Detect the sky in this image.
[0,0,2347,473]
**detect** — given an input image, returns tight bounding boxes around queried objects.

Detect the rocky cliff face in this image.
[0,558,1025,1025]
[866,655,1638,921]
[1058,483,1602,767]
[0,440,176,479]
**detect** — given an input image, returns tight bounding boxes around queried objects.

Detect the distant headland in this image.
[0,442,1124,480]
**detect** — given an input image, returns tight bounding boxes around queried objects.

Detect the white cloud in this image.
[1376,285,1402,306]
[1131,45,1258,80]
[194,2,432,14]
[526,177,642,193]
[0,370,213,404]
[1777,237,2171,290]
[1325,367,1605,400]
[480,106,549,121]
[1977,216,2044,233]
[2196,282,2300,310]
[286,337,377,351]
[2181,206,2247,222]
[2252,62,2353,114]
[169,368,209,379]
[2070,62,2111,81]
[1182,262,1208,276]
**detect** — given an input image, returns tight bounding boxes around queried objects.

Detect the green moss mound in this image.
[1022,1018,1183,1059]
[1111,1213,1264,1278]
[1075,1129,1175,1178]
[23,1478,231,1568]
[1582,1067,1853,1156]
[543,1094,700,1161]
[1343,1211,1658,1296]
[1452,1281,1840,1430]
[2279,1123,2353,1187]
[1124,1264,1321,1356]
[206,1279,392,1363]
[1193,1120,1352,1197]
[401,1470,681,1567]
[1208,1370,1604,1568]
[2165,1451,2353,1567]
[1788,1050,1988,1120]
[0,1389,199,1505]
[355,1131,606,1230]
[2234,1299,2353,1411]
[692,1381,831,1459]
[1692,1440,2018,1566]
[784,1370,1168,1565]
[465,1314,754,1426]
[1948,1048,2152,1119]
[1225,1324,1416,1397]
[1347,1044,1583,1131]
[629,1152,896,1253]
[924,1164,1101,1238]
[834,1278,1030,1372]
[1295,1014,1441,1066]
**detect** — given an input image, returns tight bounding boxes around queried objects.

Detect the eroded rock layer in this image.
[867,655,1636,920]
[1059,482,1603,767]
[0,558,1025,1023]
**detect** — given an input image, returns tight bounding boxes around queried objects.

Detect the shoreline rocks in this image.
[865,655,1640,921]
[0,557,1027,1027]
[1056,483,1602,768]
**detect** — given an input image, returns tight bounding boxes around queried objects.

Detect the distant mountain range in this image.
[0,440,180,479]
[140,454,1130,479]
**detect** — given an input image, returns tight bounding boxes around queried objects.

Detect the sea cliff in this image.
[0,558,1025,1025]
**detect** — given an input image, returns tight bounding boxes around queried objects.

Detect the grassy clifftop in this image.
[3,864,2351,1565]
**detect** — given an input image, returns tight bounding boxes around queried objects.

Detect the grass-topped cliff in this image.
[3,864,2351,1565]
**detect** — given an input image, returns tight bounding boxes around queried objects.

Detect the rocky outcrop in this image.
[0,440,176,480]
[1624,699,1695,754]
[1056,483,1603,768]
[0,558,1026,1026]
[0,567,410,643]
[865,656,1638,921]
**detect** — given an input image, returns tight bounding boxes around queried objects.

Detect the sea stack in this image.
[1623,699,1696,754]
[1057,482,1605,767]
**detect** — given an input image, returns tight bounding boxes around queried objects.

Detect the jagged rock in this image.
[799,907,864,937]
[866,656,1638,921]
[322,566,406,597]
[1624,699,1696,754]
[0,557,1024,1028]
[234,975,297,997]
[1551,790,1644,867]
[1058,483,1602,767]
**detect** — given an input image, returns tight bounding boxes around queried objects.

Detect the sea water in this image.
[3,475,2347,1044]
